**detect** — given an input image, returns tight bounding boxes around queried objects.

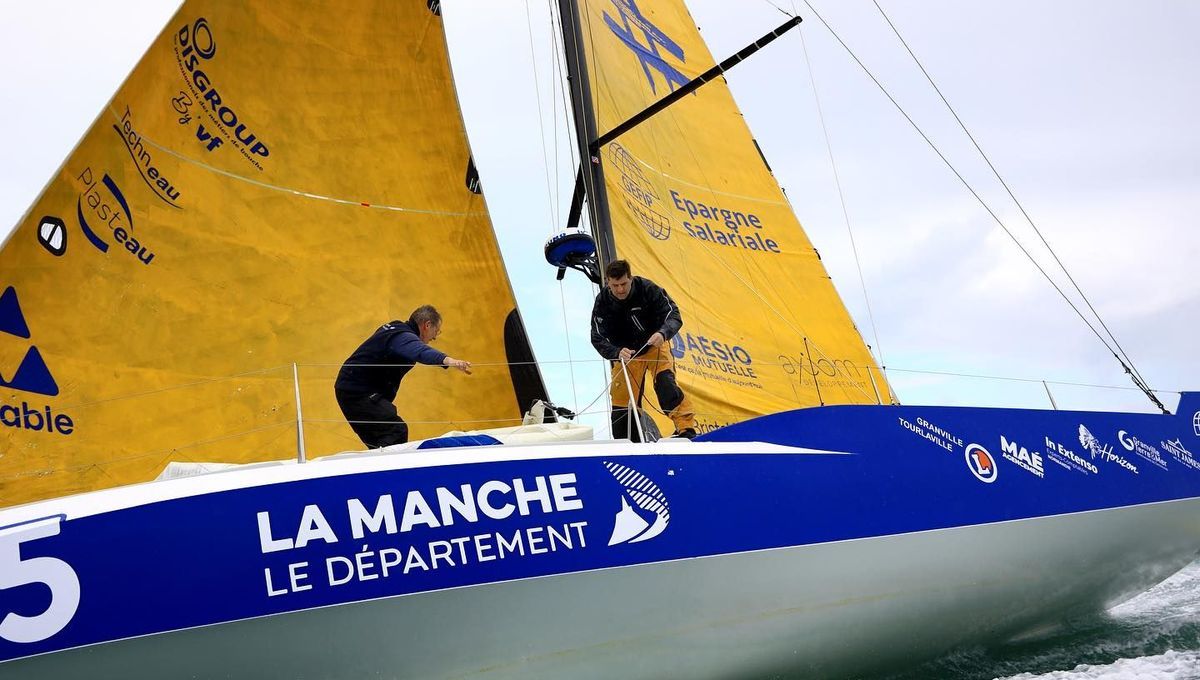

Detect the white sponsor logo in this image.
[898,416,963,453]
[1161,438,1200,471]
[1043,436,1099,475]
[605,462,670,545]
[1079,425,1138,474]
[255,475,590,598]
[1118,430,1168,470]
[1193,411,1200,437]
[999,436,1045,478]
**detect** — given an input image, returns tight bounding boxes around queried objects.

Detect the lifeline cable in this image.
[870,0,1165,413]
[799,1,1168,413]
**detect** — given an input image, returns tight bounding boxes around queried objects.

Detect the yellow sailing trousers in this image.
[610,343,696,433]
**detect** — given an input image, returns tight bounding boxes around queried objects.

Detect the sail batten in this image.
[567,0,888,432]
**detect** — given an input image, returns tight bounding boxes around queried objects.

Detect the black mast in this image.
[556,0,617,268]
[556,9,801,263]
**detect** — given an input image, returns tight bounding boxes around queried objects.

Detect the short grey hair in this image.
[409,305,442,328]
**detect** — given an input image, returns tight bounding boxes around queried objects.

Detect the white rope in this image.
[618,353,647,442]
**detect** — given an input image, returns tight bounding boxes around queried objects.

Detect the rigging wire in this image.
[1,420,297,483]
[761,0,796,19]
[882,366,1179,394]
[524,0,558,230]
[798,0,1169,413]
[579,0,879,408]
[549,2,563,225]
[106,107,483,218]
[550,1,582,200]
[796,24,888,377]
[869,0,1164,412]
[565,0,619,432]
[558,279,581,412]
[10,351,1176,483]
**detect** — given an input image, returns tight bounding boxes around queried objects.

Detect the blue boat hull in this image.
[0,394,1197,677]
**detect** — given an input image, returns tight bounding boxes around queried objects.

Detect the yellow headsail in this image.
[572,0,889,433]
[0,1,544,506]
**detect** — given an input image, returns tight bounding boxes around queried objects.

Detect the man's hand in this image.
[444,357,472,374]
[647,332,665,348]
[618,347,635,361]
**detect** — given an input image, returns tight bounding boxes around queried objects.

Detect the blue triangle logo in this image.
[0,286,31,339]
[0,347,59,397]
[0,287,59,396]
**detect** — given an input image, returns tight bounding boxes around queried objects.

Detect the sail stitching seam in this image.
[103,107,486,218]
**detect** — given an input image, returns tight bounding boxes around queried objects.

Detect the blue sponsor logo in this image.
[0,287,74,435]
[75,167,155,265]
[671,332,751,364]
[604,0,688,94]
[114,107,182,207]
[607,143,671,240]
[174,17,270,169]
[670,190,782,254]
[671,332,757,385]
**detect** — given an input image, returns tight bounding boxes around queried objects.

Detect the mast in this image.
[557,8,800,268]
[557,0,617,268]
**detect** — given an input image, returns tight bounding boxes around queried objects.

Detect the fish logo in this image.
[604,462,670,545]
[965,443,998,483]
[603,0,688,94]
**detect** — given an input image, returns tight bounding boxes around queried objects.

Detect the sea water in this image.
[876,559,1200,680]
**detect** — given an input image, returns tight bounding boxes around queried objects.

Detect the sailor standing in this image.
[590,260,697,441]
[334,305,471,448]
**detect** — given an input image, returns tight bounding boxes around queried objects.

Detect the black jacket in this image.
[590,276,683,360]
[334,321,447,400]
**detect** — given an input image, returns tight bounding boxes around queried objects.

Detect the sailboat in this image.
[1,1,1197,678]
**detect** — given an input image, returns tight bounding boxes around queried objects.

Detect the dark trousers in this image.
[335,389,409,448]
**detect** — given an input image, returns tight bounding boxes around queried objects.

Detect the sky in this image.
[1,0,1197,431]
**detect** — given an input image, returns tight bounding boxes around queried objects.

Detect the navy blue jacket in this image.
[334,320,447,400]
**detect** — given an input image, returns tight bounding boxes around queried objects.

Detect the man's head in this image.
[605,259,633,300]
[409,305,442,342]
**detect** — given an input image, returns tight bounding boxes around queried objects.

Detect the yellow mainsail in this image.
[0,1,544,506]
[571,0,889,433]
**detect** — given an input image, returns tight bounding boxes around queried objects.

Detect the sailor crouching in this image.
[334,305,472,448]
[590,259,697,441]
